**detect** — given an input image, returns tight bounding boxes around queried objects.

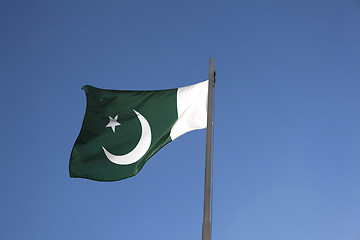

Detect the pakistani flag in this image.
[70,80,208,181]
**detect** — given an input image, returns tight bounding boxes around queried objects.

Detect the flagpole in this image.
[202,58,215,240]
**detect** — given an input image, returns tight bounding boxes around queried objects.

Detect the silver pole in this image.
[202,58,215,240]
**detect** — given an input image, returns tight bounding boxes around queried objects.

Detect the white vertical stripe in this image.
[170,80,208,140]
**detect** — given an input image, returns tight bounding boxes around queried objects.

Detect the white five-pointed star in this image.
[106,115,121,132]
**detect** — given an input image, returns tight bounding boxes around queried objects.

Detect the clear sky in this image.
[1,0,360,239]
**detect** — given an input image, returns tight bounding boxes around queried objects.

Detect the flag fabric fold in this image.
[69,80,208,181]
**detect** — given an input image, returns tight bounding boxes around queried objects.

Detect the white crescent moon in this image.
[102,110,152,165]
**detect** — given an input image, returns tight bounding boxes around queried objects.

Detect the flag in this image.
[69,80,208,181]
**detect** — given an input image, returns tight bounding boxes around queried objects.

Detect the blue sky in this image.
[1,0,360,239]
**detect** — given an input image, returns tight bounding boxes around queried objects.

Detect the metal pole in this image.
[202,58,215,240]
